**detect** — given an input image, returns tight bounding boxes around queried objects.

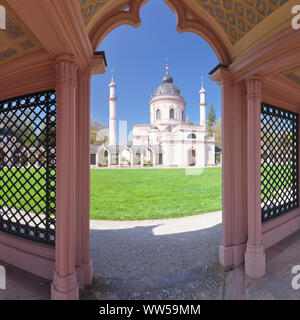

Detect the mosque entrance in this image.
[97,148,109,167]
[188,148,196,167]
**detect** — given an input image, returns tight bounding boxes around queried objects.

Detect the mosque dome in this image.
[152,62,182,98]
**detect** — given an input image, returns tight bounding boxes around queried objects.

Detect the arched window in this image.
[156,109,161,120]
[188,133,196,139]
[170,108,175,119]
[182,111,185,121]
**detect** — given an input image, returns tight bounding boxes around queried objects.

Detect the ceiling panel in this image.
[196,0,289,45]
[0,0,41,64]
[281,67,300,87]
[78,0,112,25]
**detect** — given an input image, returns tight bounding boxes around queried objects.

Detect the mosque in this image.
[91,63,215,168]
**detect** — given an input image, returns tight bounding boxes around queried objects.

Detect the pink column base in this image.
[233,243,247,266]
[82,259,93,286]
[51,271,79,300]
[77,260,93,289]
[245,244,266,278]
[219,245,233,267]
[219,242,246,267]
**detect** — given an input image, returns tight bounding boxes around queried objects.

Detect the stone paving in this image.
[82,229,300,300]
[82,215,300,300]
[1,213,300,300]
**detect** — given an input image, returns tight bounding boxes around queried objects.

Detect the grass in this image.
[1,162,295,221]
[0,167,49,214]
[90,168,222,220]
[261,162,296,200]
[0,167,222,221]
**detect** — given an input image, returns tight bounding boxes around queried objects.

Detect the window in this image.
[182,111,185,121]
[170,108,175,119]
[156,109,161,120]
[90,154,96,165]
[188,133,196,139]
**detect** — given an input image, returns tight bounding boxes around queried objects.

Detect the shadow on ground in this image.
[82,224,300,300]
[83,220,225,299]
[2,218,300,300]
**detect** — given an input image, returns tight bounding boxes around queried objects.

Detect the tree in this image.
[0,108,39,148]
[214,119,222,147]
[90,115,108,146]
[207,104,217,136]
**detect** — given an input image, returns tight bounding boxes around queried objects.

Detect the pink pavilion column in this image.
[244,75,266,278]
[232,81,248,265]
[217,68,248,267]
[51,54,79,300]
[76,69,93,288]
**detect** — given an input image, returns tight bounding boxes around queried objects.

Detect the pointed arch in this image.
[88,0,231,64]
[89,0,148,51]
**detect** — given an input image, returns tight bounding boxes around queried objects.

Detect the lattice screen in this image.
[0,90,56,245]
[261,103,298,223]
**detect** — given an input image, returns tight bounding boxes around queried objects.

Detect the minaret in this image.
[199,76,206,130]
[108,70,117,146]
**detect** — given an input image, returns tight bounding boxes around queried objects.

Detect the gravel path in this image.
[90,211,222,279]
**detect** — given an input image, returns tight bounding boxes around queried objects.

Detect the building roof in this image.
[152,64,182,99]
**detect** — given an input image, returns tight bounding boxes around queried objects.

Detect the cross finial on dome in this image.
[165,57,169,75]
[200,75,206,94]
[109,68,116,87]
[109,68,116,88]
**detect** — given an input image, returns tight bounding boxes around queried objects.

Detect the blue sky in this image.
[91,0,221,131]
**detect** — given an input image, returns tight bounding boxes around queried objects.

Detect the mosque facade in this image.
[91,64,215,168]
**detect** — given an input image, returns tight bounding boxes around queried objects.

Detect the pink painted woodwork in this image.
[213,69,247,267]
[76,70,93,289]
[244,76,266,278]
[51,54,79,300]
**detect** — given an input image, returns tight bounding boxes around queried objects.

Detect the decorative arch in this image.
[120,145,134,166]
[188,146,197,167]
[164,0,231,64]
[96,145,110,166]
[88,0,232,64]
[89,0,147,51]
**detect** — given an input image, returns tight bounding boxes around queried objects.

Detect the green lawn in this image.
[0,167,222,221]
[0,167,48,214]
[0,162,297,221]
[90,168,222,220]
